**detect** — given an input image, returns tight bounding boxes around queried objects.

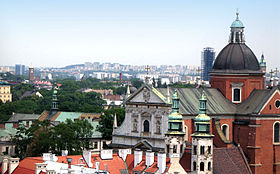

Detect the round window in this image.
[275,100,280,108]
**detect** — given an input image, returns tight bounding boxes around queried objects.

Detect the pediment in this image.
[126,85,168,104]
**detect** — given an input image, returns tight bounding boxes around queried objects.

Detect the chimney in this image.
[145,150,154,167]
[2,157,8,174]
[83,150,93,167]
[8,158,19,174]
[157,152,166,174]
[35,163,47,174]
[134,149,142,167]
[67,158,72,169]
[43,153,51,161]
[61,150,68,156]
[118,149,132,161]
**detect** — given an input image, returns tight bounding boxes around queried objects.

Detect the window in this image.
[208,146,211,154]
[166,144,170,154]
[275,100,280,109]
[270,105,272,110]
[193,145,197,155]
[200,146,204,155]
[143,120,149,132]
[94,142,98,149]
[173,145,177,154]
[208,162,211,171]
[222,124,229,140]
[200,162,204,171]
[274,122,280,143]
[233,88,241,102]
[180,144,183,154]
[193,161,197,171]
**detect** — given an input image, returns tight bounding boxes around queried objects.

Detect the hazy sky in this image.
[0,0,279,69]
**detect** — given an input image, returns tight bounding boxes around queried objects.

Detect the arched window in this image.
[200,146,204,155]
[274,122,280,143]
[173,145,177,153]
[193,161,196,171]
[143,120,149,132]
[200,162,204,171]
[222,124,229,140]
[208,162,211,171]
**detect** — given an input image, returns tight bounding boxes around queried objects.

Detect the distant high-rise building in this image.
[15,64,25,76]
[201,47,215,81]
[29,66,34,81]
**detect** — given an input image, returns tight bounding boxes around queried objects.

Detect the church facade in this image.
[112,13,280,174]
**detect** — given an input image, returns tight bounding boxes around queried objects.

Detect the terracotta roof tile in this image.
[213,147,252,174]
[91,154,126,174]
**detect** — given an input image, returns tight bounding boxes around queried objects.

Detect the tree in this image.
[13,119,93,159]
[97,107,125,140]
[131,78,144,89]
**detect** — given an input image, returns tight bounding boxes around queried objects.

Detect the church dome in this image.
[211,13,263,75]
[212,43,262,74]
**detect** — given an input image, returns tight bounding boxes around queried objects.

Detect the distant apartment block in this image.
[15,64,25,76]
[201,47,215,81]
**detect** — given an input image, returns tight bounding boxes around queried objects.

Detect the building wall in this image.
[113,104,170,150]
[0,85,12,103]
[210,75,263,102]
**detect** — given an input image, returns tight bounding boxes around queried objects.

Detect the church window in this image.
[193,145,197,155]
[274,122,280,143]
[156,120,161,134]
[208,146,211,154]
[200,146,204,155]
[143,120,149,132]
[193,161,197,171]
[270,105,272,110]
[208,162,211,171]
[200,162,204,171]
[275,100,280,109]
[232,88,241,102]
[173,145,177,153]
[222,124,229,140]
[133,119,138,132]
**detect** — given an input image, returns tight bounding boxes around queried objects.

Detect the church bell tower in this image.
[191,91,214,174]
[165,90,185,158]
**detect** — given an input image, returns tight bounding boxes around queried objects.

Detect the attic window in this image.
[275,100,280,109]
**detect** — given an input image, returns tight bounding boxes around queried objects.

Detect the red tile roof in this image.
[133,156,146,172]
[213,146,252,174]
[91,153,126,174]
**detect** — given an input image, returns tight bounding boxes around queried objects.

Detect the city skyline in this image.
[0,0,279,69]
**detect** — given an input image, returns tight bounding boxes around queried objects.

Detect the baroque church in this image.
[112,13,280,174]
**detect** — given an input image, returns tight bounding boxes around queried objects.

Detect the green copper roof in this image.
[231,12,244,28]
[168,90,182,120]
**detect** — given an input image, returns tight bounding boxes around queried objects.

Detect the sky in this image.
[0,0,279,69]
